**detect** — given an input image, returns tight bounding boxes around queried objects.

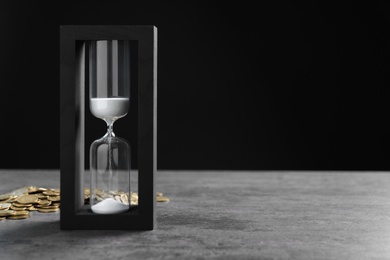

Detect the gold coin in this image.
[0,217,5,221]
[156,192,163,197]
[43,189,60,195]
[120,193,129,205]
[13,203,33,207]
[0,193,12,201]
[0,203,11,209]
[7,215,30,220]
[37,199,51,206]
[1,195,17,203]
[16,194,38,204]
[156,196,170,202]
[3,198,17,203]
[10,206,27,211]
[37,208,60,213]
[13,210,29,216]
[10,187,29,196]
[36,194,48,199]
[28,187,47,194]
[35,204,51,208]
[39,205,59,209]
[28,206,37,211]
[0,210,16,217]
[48,196,60,202]
[27,186,38,193]
[43,191,60,196]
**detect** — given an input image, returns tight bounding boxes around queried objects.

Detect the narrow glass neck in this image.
[105,121,115,138]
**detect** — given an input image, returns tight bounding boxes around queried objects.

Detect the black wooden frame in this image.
[60,25,157,230]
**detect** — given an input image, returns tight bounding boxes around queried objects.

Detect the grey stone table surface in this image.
[1,169,390,260]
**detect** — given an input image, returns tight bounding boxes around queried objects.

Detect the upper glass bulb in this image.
[89,40,130,124]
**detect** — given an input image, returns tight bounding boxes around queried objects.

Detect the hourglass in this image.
[60,25,156,230]
[89,40,131,214]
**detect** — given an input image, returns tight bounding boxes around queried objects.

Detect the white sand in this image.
[91,198,129,214]
[90,97,129,120]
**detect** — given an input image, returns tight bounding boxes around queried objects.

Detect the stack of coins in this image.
[85,189,169,205]
[156,192,170,202]
[0,186,169,221]
[0,186,61,220]
[90,190,139,205]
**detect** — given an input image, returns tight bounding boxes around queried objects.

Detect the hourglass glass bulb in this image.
[89,40,131,215]
[90,97,129,123]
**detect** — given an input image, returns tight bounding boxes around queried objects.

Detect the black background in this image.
[0,1,389,170]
